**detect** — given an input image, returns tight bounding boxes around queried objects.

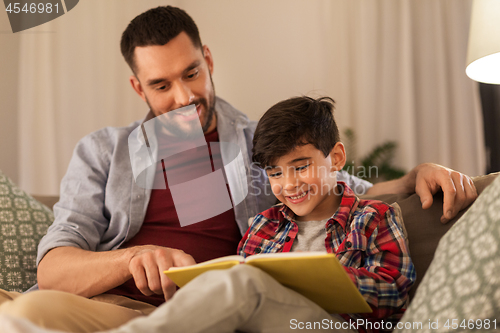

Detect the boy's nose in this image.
[283,178,300,191]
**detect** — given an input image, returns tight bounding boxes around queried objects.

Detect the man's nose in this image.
[173,81,195,107]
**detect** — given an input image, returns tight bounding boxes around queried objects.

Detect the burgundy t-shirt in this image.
[106,129,241,306]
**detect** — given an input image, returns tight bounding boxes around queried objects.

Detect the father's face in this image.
[130,32,216,135]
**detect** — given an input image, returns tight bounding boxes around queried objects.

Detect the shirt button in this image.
[345,241,352,248]
[285,236,291,242]
[255,248,261,253]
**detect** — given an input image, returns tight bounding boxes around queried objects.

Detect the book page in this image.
[168,255,244,271]
[246,252,372,313]
[164,255,243,288]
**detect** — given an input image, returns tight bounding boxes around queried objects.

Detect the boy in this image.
[238,96,416,332]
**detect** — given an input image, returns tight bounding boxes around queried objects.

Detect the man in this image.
[0,6,477,332]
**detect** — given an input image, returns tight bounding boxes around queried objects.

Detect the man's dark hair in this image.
[120,6,203,73]
[252,96,340,168]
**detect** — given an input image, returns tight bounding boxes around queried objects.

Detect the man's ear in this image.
[203,45,214,75]
[130,75,147,103]
[330,142,346,172]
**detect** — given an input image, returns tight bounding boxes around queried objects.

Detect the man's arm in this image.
[365,163,477,223]
[36,127,195,301]
[37,245,195,300]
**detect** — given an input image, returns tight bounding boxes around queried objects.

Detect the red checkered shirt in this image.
[237,182,415,332]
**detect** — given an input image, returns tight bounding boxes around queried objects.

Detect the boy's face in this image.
[266,143,346,222]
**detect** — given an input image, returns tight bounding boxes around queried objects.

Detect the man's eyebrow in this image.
[145,60,202,87]
[146,77,168,87]
[184,60,201,74]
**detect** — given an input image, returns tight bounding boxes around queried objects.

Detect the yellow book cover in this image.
[164,252,372,314]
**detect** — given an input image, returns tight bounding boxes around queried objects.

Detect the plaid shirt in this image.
[237,182,415,332]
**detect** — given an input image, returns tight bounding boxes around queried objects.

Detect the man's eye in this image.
[187,70,199,79]
[156,85,167,91]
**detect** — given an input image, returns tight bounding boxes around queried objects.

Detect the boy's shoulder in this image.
[259,203,285,221]
[244,204,289,238]
[341,183,394,219]
[341,184,398,231]
[355,197,394,216]
[347,195,405,243]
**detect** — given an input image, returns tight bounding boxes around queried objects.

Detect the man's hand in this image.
[411,163,477,223]
[128,245,196,301]
[366,163,478,223]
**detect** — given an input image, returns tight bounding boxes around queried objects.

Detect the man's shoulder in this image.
[215,96,255,128]
[77,120,142,149]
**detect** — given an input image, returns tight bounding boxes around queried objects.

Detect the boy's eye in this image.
[268,171,282,178]
[295,164,310,172]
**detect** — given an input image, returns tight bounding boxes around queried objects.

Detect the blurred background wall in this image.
[0,0,486,195]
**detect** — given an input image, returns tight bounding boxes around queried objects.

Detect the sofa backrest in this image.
[361,172,499,299]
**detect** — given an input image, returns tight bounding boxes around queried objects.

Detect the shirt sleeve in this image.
[342,204,416,319]
[36,130,112,265]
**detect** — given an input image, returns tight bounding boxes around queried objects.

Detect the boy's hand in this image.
[128,245,196,301]
[412,163,477,223]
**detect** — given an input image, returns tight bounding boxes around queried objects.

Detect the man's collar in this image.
[142,110,156,125]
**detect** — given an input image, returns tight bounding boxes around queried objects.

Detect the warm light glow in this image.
[466,52,500,84]
[466,0,500,84]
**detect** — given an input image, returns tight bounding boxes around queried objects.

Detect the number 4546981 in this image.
[444,319,496,330]
[5,2,59,14]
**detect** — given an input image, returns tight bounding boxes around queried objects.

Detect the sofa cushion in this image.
[0,170,54,292]
[361,172,498,299]
[394,173,500,332]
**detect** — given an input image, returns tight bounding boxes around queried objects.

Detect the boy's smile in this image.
[266,143,346,222]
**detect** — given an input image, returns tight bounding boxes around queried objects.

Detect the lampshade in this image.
[466,0,500,84]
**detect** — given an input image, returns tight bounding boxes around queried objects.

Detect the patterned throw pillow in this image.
[0,170,54,292]
[395,175,500,333]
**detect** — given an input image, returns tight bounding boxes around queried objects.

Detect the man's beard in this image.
[146,76,216,139]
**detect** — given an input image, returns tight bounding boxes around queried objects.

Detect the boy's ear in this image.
[330,142,346,172]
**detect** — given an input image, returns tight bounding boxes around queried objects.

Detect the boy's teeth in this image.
[290,192,307,200]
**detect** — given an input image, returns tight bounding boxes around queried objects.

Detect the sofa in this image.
[0,169,498,311]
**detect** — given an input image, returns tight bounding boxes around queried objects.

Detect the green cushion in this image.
[395,174,500,332]
[0,170,54,292]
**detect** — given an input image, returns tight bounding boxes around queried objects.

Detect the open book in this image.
[164,252,371,314]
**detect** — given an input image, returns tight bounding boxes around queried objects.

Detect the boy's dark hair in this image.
[120,6,203,73]
[252,96,340,167]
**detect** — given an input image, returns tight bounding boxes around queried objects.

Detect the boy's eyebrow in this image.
[145,60,202,87]
[288,157,311,164]
[266,157,311,170]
